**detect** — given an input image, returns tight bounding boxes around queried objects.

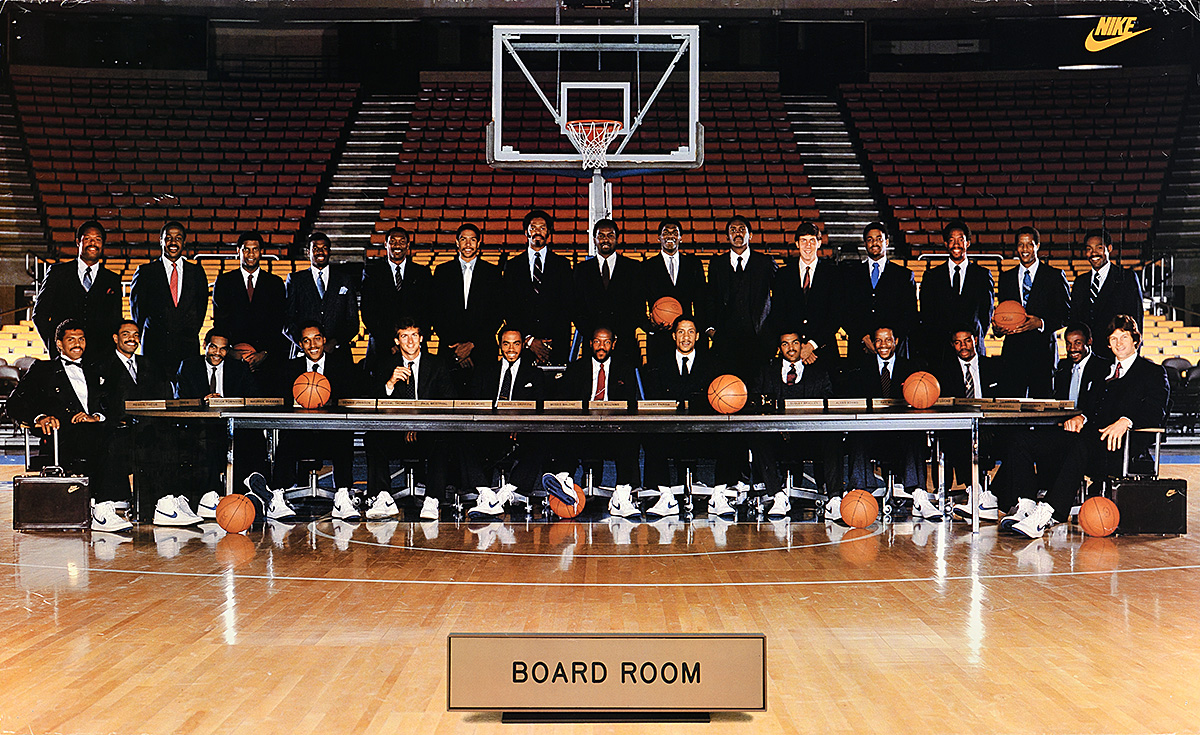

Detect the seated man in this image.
[750,328,839,517]
[992,315,1168,539]
[937,325,1005,497]
[364,317,456,522]
[1053,322,1112,406]
[6,318,125,532]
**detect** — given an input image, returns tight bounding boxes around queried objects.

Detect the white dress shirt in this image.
[241,265,260,291]
[780,360,804,384]
[1090,261,1112,293]
[459,256,476,306]
[591,357,611,400]
[497,357,520,400]
[76,258,98,289]
[207,361,225,396]
[386,354,420,398]
[162,254,184,292]
[1068,352,1093,404]
[307,355,327,375]
[676,349,694,376]
[527,246,547,281]
[959,356,982,398]
[728,250,748,271]
[948,256,969,294]
[661,251,679,286]
[62,356,91,412]
[311,265,330,294]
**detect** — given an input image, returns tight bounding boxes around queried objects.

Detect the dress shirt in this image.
[676,349,694,375]
[781,360,804,384]
[386,354,420,398]
[306,355,327,375]
[1068,352,1092,404]
[208,361,225,396]
[948,256,969,294]
[162,254,184,293]
[76,258,97,289]
[460,256,476,305]
[311,265,330,294]
[728,250,749,271]
[497,357,520,401]
[241,266,260,291]
[661,250,679,285]
[591,357,611,400]
[62,356,91,412]
[959,356,981,398]
[117,350,138,383]
[1090,261,1112,294]
[527,245,548,281]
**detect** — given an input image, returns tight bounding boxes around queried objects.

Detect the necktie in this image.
[246,273,254,302]
[127,357,137,383]
[1070,363,1082,402]
[601,259,611,289]
[1022,269,1032,306]
[1110,362,1122,382]
[594,363,606,401]
[952,264,962,295]
[400,361,415,399]
[310,361,321,375]
[1091,271,1101,304]
[736,256,744,274]
[170,262,179,306]
[668,256,676,285]
[500,364,513,400]
[317,270,326,299]
[681,356,689,378]
[881,362,891,396]
[802,266,811,292]
[82,266,93,292]
[870,261,880,289]
[395,265,403,292]
[209,366,218,395]
[786,363,797,385]
[533,253,543,295]
[964,364,975,397]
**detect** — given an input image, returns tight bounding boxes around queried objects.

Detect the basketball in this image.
[708,374,748,414]
[215,532,256,567]
[215,493,257,534]
[230,342,257,361]
[548,484,586,519]
[840,489,879,528]
[293,370,332,409]
[651,296,684,328]
[993,300,1027,329]
[1078,496,1120,537]
[902,371,941,409]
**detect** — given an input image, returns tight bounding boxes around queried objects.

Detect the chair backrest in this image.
[1163,357,1193,379]
[1185,366,1200,386]
[14,356,36,374]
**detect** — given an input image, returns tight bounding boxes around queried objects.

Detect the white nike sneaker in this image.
[911,489,944,520]
[495,483,520,509]
[708,487,736,517]
[651,516,682,544]
[367,519,399,545]
[153,526,201,559]
[608,484,641,518]
[823,494,842,522]
[647,487,679,517]
[420,495,440,521]
[469,522,501,551]
[332,488,361,521]
[952,487,1000,521]
[154,496,200,527]
[197,491,220,520]
[366,491,399,520]
[1011,502,1057,540]
[469,487,504,517]
[767,490,791,517]
[91,532,131,561]
[1001,497,1039,532]
[266,489,298,523]
[91,500,133,532]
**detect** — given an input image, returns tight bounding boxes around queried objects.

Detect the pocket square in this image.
[338,286,349,295]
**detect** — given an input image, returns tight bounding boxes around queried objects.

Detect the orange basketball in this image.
[215,493,256,534]
[993,300,1027,329]
[1078,496,1120,537]
[708,374,748,414]
[293,371,332,409]
[230,342,257,361]
[902,371,941,409]
[840,489,880,529]
[548,483,586,519]
[215,533,256,567]
[651,296,684,328]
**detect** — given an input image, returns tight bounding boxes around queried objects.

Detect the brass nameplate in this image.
[245,398,285,407]
[339,398,378,409]
[871,398,902,409]
[206,397,245,408]
[588,400,628,411]
[496,401,537,411]
[454,400,494,410]
[125,400,166,410]
[784,399,823,411]
[378,399,454,410]
[165,399,204,409]
[543,401,583,412]
[827,398,867,411]
[447,634,766,712]
[637,401,678,413]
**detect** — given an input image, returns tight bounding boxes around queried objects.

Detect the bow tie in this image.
[61,359,82,368]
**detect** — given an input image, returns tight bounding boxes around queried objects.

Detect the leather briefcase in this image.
[1110,478,1187,535]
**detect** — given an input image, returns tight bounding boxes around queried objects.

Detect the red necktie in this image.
[169,262,179,307]
[802,266,811,291]
[247,273,254,302]
[1110,362,1122,382]
[786,363,797,385]
[594,364,606,401]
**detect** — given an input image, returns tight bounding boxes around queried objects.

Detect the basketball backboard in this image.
[487,24,702,174]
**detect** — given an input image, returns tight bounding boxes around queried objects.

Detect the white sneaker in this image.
[91,500,133,532]
[647,487,679,517]
[178,496,205,523]
[266,489,298,523]
[541,472,577,505]
[91,532,131,561]
[331,519,357,551]
[823,494,842,522]
[420,495,440,521]
[332,488,361,521]
[708,487,736,517]
[469,487,504,517]
[1001,497,1038,532]
[767,490,791,517]
[1011,502,1057,540]
[495,483,520,509]
[153,496,199,526]
[608,484,641,518]
[770,516,791,541]
[953,487,1000,521]
[420,520,439,539]
[911,489,944,520]
[891,484,914,500]
[366,491,399,520]
[195,491,219,520]
[367,519,399,545]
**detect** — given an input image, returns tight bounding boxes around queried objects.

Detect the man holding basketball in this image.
[994,226,1070,398]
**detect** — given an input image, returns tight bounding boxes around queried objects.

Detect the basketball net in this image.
[565,119,624,170]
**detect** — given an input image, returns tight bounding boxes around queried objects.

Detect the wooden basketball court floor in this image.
[0,464,1197,735]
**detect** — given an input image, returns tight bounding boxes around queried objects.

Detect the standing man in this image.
[431,223,503,394]
[843,222,918,364]
[770,221,843,371]
[574,219,645,364]
[918,220,994,365]
[285,232,361,364]
[129,221,208,375]
[212,231,288,381]
[33,221,122,363]
[641,218,707,367]
[994,226,1070,398]
[705,215,777,381]
[1069,228,1144,361]
[361,226,432,364]
[501,210,574,366]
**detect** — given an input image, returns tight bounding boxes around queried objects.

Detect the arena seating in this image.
[841,70,1187,258]
[13,76,358,256]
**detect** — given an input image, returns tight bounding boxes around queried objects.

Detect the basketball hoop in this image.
[565,119,624,170]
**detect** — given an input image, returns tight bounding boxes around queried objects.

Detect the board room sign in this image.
[447,633,766,712]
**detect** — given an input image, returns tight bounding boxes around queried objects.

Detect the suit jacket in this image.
[752,359,833,402]
[360,257,433,356]
[573,254,645,363]
[841,356,919,400]
[431,257,503,360]
[705,250,777,341]
[96,351,172,419]
[280,355,363,405]
[212,268,288,359]
[501,248,575,366]
[1069,265,1144,359]
[770,258,843,360]
[919,259,995,359]
[285,265,361,355]
[643,351,716,407]
[129,257,209,374]
[367,351,455,400]
[173,356,259,400]
[842,259,918,360]
[997,262,1071,397]
[937,355,1006,398]
[556,356,639,403]
[7,357,107,426]
[1053,352,1113,416]
[470,357,545,402]
[33,260,123,361]
[640,251,708,365]
[1082,356,1169,434]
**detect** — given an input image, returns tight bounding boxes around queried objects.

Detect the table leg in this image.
[970,417,980,534]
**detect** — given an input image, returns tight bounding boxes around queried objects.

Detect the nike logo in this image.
[160,510,178,518]
[1085,17,1151,52]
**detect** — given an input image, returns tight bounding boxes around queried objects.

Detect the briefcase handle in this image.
[23,424,65,477]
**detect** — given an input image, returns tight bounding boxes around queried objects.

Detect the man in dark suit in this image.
[365,317,456,522]
[993,315,1169,538]
[361,225,432,364]
[173,329,258,401]
[1069,228,1144,361]
[995,226,1071,398]
[501,210,575,366]
[705,215,777,382]
[770,221,842,372]
[574,219,645,365]
[211,231,288,383]
[432,223,503,394]
[843,222,918,365]
[6,319,124,531]
[641,218,707,367]
[918,220,995,365]
[285,232,361,363]
[129,221,208,376]
[33,221,123,363]
[1053,323,1112,408]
